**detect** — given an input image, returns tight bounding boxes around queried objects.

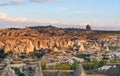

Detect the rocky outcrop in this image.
[74,64,86,76]
[1,65,16,76]
[1,26,120,54]
[34,61,43,76]
[89,64,120,76]
[0,37,120,54]
[1,62,86,76]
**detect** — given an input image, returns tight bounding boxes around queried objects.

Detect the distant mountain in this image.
[1,25,120,37]
[26,25,57,30]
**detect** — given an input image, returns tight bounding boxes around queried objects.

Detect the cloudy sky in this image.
[0,0,120,30]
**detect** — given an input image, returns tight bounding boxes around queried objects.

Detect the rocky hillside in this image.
[0,36,120,54]
[0,25,120,54]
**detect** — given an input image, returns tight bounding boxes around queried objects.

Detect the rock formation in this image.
[74,64,86,76]
[34,60,43,76]
[0,37,120,54]
[0,26,120,54]
[1,65,16,76]
[86,24,91,31]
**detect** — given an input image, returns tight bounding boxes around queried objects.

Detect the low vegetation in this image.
[76,54,90,60]
[83,60,107,70]
[42,62,79,70]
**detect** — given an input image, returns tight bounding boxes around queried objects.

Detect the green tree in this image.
[98,60,107,67]
[41,62,46,70]
[83,60,107,70]
[0,49,6,60]
[70,63,78,70]
[18,73,25,76]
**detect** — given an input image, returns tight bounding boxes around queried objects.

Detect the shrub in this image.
[83,60,107,70]
[18,73,25,76]
[70,63,78,70]
[59,64,69,70]
[41,62,46,70]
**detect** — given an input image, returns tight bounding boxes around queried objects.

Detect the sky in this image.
[0,0,120,30]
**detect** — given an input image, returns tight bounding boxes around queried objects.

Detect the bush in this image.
[0,49,7,60]
[83,60,107,70]
[110,60,117,63]
[59,64,69,70]
[98,60,107,67]
[18,73,25,76]
[54,63,60,70]
[70,63,78,70]
[0,70,2,75]
[34,49,46,59]
[76,54,90,60]
[41,62,46,70]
